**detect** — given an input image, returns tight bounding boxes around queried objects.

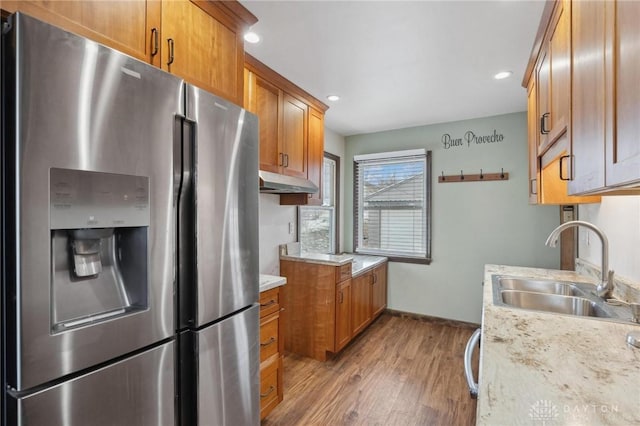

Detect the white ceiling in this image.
[240,1,545,137]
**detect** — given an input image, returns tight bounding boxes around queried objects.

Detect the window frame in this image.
[297,152,341,254]
[353,149,432,264]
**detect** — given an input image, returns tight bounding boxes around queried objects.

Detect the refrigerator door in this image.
[4,14,183,390]
[7,340,175,426]
[180,304,259,426]
[181,85,259,328]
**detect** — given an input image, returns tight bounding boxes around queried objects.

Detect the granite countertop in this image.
[279,252,354,266]
[351,254,387,277]
[259,274,286,292]
[279,252,388,275]
[478,264,640,425]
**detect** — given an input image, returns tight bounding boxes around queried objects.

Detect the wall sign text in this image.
[442,129,505,149]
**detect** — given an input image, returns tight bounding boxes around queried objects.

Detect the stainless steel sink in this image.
[500,290,611,318]
[491,275,634,323]
[498,277,584,296]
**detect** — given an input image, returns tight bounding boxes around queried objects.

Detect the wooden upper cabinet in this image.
[161,0,250,105]
[3,0,257,105]
[537,0,570,155]
[307,107,325,205]
[281,94,308,178]
[2,0,161,66]
[605,0,640,188]
[569,0,607,194]
[247,71,282,173]
[527,79,540,204]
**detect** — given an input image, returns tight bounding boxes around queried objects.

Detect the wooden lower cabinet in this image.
[351,273,372,336]
[259,287,283,420]
[371,263,388,318]
[335,279,352,352]
[280,259,387,361]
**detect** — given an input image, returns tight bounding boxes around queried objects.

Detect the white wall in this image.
[258,194,296,275]
[324,128,346,252]
[344,112,560,324]
[578,196,640,283]
[258,128,347,274]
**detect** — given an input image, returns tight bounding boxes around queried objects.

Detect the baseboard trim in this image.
[385,309,480,330]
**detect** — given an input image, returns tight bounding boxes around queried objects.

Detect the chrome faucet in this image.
[545,220,614,298]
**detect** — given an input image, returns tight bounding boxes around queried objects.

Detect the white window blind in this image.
[354,150,431,262]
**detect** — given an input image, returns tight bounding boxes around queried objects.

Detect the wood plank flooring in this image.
[262,313,479,426]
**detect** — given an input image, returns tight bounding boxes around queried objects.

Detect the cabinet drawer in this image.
[260,287,280,318]
[260,311,280,362]
[259,355,282,419]
[336,263,352,283]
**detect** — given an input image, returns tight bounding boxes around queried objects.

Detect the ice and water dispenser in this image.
[50,168,150,332]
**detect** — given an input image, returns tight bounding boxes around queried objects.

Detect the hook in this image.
[460,170,464,180]
[500,168,505,179]
[441,171,445,181]
[480,168,484,179]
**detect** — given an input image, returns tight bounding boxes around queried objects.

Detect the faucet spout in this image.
[545,220,614,298]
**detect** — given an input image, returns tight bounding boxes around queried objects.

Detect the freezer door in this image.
[7,340,175,426]
[182,85,259,327]
[3,14,183,390]
[180,304,259,426]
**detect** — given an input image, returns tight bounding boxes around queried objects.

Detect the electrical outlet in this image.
[288,222,294,234]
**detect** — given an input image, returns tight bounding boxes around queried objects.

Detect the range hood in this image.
[259,170,318,194]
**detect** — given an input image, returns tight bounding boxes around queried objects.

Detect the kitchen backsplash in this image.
[259,193,296,275]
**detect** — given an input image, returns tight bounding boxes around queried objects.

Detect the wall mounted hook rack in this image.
[438,169,509,183]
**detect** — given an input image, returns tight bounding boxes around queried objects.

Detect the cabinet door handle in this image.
[284,154,289,168]
[260,337,276,347]
[339,291,344,304]
[540,112,550,135]
[279,152,284,167]
[260,386,275,398]
[150,28,159,57]
[167,38,175,66]
[559,155,572,181]
[260,299,276,308]
[530,178,537,195]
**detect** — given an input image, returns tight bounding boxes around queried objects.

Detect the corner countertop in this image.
[280,252,354,266]
[478,264,640,425]
[351,255,387,277]
[259,274,286,293]
[279,252,388,276]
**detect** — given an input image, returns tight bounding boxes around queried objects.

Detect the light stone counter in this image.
[478,264,640,425]
[351,254,387,277]
[259,274,286,292]
[279,252,354,266]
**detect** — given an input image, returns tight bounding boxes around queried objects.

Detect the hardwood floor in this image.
[262,313,479,426]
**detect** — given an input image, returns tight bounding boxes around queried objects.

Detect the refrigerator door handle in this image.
[173,114,186,206]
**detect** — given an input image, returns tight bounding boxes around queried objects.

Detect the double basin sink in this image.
[492,276,633,323]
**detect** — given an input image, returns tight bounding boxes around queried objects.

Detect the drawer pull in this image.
[260,386,275,398]
[260,337,276,347]
[260,299,276,308]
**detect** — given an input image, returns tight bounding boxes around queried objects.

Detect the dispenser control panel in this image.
[50,168,150,229]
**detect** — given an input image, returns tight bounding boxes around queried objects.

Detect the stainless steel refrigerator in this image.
[1,13,259,426]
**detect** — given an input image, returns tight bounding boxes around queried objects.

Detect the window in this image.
[354,149,431,263]
[298,153,340,254]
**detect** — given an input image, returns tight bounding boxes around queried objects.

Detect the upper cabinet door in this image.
[605,0,640,187]
[253,74,283,174]
[569,0,607,194]
[2,0,161,66]
[281,94,308,179]
[307,107,325,205]
[527,79,540,204]
[161,0,244,105]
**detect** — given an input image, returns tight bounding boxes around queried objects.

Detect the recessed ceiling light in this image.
[327,95,340,102]
[244,31,260,44]
[494,71,513,80]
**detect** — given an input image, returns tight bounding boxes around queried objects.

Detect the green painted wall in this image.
[345,112,560,323]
